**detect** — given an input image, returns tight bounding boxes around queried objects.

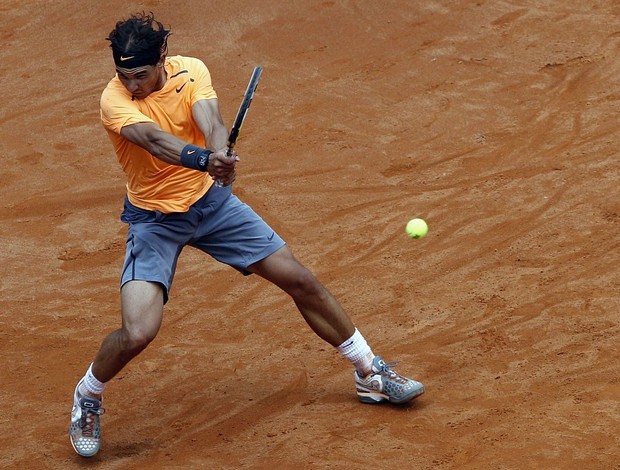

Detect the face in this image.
[116,61,165,99]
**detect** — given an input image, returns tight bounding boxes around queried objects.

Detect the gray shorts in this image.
[120,184,285,302]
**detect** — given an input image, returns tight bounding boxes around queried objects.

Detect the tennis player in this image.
[69,12,425,457]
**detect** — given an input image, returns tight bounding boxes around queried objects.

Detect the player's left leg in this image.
[248,245,354,346]
[248,246,425,404]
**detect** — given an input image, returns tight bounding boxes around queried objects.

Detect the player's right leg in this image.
[69,196,192,457]
[93,281,165,382]
[69,281,164,457]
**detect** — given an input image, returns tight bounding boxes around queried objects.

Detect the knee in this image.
[120,327,157,356]
[289,267,324,299]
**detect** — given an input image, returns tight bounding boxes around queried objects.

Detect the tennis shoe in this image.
[69,381,104,457]
[354,356,425,404]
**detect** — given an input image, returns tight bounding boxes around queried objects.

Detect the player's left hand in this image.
[209,149,240,186]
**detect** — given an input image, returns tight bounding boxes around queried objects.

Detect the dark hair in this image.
[107,12,171,67]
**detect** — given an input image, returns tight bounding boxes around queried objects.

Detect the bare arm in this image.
[192,98,229,152]
[120,122,188,166]
[192,98,240,185]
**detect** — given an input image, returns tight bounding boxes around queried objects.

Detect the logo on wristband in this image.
[198,153,209,169]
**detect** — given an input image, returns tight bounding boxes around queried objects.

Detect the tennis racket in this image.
[228,66,263,153]
[215,66,263,186]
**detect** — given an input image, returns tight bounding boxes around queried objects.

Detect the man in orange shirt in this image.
[69,12,425,458]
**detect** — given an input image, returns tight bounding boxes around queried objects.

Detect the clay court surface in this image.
[1,1,619,468]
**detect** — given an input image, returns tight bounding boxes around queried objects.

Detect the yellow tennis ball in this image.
[406,218,428,239]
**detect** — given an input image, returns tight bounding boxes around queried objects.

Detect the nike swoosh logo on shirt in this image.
[176,82,188,93]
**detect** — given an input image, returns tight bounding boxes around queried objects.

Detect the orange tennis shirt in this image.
[100,56,217,213]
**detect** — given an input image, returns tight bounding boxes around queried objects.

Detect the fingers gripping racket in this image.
[215,66,263,186]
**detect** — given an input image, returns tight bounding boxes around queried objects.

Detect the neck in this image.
[155,64,167,92]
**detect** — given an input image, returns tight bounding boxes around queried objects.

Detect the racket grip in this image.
[214,146,236,186]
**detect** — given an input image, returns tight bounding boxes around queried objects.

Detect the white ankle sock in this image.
[337,328,375,376]
[78,363,107,397]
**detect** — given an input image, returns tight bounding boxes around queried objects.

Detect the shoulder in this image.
[101,76,131,101]
[167,55,209,74]
[166,55,217,102]
[100,77,135,110]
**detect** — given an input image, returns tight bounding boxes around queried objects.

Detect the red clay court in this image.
[1,1,618,468]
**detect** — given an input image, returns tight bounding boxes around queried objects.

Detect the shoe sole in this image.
[70,436,100,458]
[356,385,425,404]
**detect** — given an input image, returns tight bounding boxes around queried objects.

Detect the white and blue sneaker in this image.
[354,356,425,404]
[69,381,104,457]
